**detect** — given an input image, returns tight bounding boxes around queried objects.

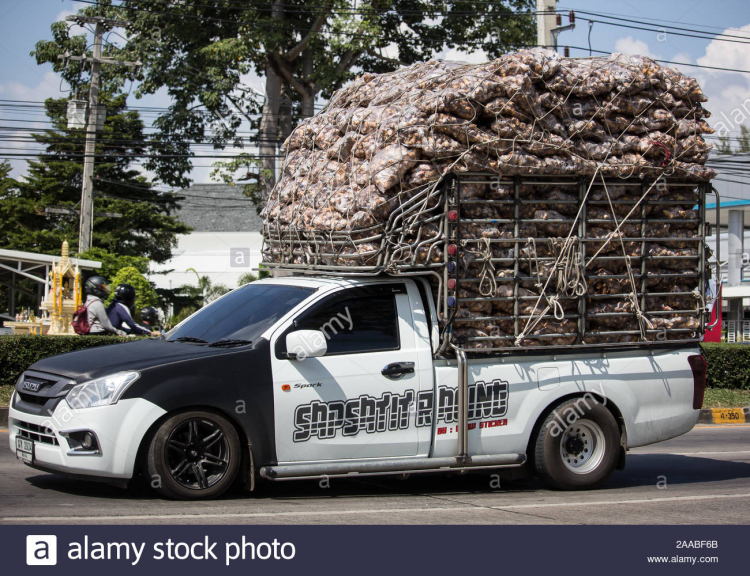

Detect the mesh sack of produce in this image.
[262,48,715,349]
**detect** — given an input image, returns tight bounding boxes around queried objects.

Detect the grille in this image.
[13,419,59,446]
[21,375,56,391]
[17,392,48,406]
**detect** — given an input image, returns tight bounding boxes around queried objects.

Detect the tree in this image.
[716,135,733,155]
[738,125,750,153]
[0,162,33,315]
[237,271,270,286]
[15,16,191,261]
[61,0,536,202]
[186,268,230,305]
[167,306,198,330]
[713,125,750,155]
[1,92,191,262]
[107,266,159,321]
[78,247,149,280]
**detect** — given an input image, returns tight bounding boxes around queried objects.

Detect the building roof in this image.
[721,284,750,299]
[176,183,264,232]
[705,199,750,227]
[0,248,101,270]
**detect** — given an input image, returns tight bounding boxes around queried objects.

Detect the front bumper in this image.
[8,395,166,479]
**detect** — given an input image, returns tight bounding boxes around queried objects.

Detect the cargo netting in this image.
[261,49,717,351]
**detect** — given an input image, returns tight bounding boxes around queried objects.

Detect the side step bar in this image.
[260,453,526,481]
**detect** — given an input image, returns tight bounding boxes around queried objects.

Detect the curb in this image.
[1,407,748,429]
[698,406,750,425]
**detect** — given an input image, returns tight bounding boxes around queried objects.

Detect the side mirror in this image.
[285,330,327,360]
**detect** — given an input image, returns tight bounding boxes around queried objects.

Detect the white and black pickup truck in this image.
[8,275,706,500]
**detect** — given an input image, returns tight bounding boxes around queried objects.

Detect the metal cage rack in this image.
[262,172,719,353]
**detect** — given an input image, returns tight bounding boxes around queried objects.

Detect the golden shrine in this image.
[40,240,82,335]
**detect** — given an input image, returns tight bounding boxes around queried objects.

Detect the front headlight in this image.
[66,372,140,410]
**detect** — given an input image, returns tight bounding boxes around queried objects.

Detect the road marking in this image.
[0,429,7,433]
[694,424,750,429]
[5,492,750,522]
[634,450,750,457]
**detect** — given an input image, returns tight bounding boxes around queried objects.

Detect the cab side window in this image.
[295,295,399,355]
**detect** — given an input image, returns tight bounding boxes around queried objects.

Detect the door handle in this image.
[381,362,415,379]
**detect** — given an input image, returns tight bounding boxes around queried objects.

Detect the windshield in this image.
[166,283,315,344]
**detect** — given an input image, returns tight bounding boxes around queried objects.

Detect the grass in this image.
[0,386,12,407]
[703,388,750,409]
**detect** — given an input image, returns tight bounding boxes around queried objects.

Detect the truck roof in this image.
[250,274,414,292]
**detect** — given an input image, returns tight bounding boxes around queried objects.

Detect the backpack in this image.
[72,301,91,335]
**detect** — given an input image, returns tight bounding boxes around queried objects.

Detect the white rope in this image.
[474,237,498,297]
[598,174,653,340]
[516,166,602,346]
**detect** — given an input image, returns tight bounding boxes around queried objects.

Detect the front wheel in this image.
[147,411,241,500]
[533,399,620,490]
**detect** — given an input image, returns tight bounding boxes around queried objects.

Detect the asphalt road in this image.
[0,425,748,525]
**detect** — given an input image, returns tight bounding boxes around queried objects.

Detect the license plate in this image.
[16,437,34,464]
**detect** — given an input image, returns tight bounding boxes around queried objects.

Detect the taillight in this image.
[688,355,707,410]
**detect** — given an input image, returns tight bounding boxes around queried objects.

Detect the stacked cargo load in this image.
[262,49,718,351]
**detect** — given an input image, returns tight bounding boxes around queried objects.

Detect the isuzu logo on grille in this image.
[22,380,42,392]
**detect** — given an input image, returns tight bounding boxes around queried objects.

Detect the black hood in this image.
[29,339,248,382]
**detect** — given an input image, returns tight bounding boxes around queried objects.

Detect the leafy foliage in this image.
[78,247,149,280]
[0,92,190,262]
[49,0,536,200]
[167,306,198,330]
[185,268,230,305]
[701,343,750,390]
[107,266,160,319]
[0,335,144,396]
[14,15,191,261]
[237,269,271,286]
[714,125,750,155]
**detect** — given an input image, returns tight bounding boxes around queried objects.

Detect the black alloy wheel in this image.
[147,411,241,500]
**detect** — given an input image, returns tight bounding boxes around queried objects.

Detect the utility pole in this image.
[59,15,140,253]
[536,0,558,49]
[536,1,576,54]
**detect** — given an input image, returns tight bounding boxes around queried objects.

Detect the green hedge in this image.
[0,334,141,389]
[0,337,746,404]
[701,343,750,391]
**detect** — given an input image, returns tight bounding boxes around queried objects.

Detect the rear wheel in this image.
[533,399,620,490]
[147,411,241,500]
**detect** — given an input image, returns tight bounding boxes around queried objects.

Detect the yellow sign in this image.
[710,408,746,424]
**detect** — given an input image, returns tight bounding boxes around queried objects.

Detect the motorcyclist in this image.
[83,276,125,336]
[139,306,162,335]
[107,284,153,336]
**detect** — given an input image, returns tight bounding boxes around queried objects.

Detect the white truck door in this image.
[270,283,432,463]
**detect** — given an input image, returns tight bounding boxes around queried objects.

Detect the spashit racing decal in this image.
[293,380,508,442]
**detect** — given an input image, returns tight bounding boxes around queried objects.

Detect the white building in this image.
[151,184,264,293]
[705,153,750,340]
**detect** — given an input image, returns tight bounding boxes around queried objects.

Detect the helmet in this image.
[140,306,158,325]
[114,283,136,306]
[85,276,110,299]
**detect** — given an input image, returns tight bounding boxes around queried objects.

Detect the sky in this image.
[1,0,750,188]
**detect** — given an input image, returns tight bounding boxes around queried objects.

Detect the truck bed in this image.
[263,173,715,353]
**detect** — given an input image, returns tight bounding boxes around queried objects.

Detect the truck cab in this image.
[9,275,706,499]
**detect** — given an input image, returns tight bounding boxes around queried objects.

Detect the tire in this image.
[147,410,242,500]
[533,398,620,490]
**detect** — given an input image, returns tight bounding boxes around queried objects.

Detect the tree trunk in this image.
[257,0,285,206]
[258,62,281,205]
[278,83,293,143]
[301,47,315,118]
